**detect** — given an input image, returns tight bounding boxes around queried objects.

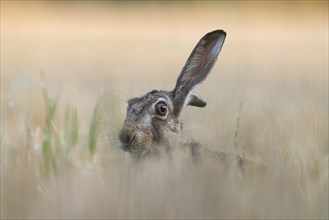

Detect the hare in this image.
[117,30,255,167]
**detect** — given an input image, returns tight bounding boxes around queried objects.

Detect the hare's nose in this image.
[119,129,135,146]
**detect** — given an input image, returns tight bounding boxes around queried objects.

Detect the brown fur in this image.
[117,30,263,171]
[118,30,228,159]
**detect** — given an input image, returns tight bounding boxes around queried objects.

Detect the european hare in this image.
[118,30,253,166]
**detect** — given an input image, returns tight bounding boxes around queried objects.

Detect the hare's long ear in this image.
[172,30,226,117]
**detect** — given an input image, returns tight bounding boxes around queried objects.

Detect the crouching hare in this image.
[118,30,256,168]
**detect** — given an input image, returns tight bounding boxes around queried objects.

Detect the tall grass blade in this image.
[41,85,58,175]
[88,96,102,158]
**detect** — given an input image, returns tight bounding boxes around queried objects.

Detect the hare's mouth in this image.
[118,134,136,152]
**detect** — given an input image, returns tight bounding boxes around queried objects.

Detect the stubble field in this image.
[1,1,328,219]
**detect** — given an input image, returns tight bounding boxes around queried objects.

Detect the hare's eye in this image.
[155,102,167,116]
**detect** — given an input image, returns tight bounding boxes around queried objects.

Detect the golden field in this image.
[1,1,328,219]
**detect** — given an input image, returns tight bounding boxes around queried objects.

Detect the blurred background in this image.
[1,1,328,219]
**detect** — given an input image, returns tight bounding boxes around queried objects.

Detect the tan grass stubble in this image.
[1,2,328,219]
[2,53,328,219]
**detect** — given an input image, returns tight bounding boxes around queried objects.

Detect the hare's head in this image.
[118,30,226,157]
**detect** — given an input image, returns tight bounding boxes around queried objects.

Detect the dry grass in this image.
[1,1,328,219]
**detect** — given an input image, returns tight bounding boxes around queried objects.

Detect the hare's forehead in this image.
[127,90,171,113]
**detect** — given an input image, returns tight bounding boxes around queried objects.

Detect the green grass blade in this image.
[88,97,101,158]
